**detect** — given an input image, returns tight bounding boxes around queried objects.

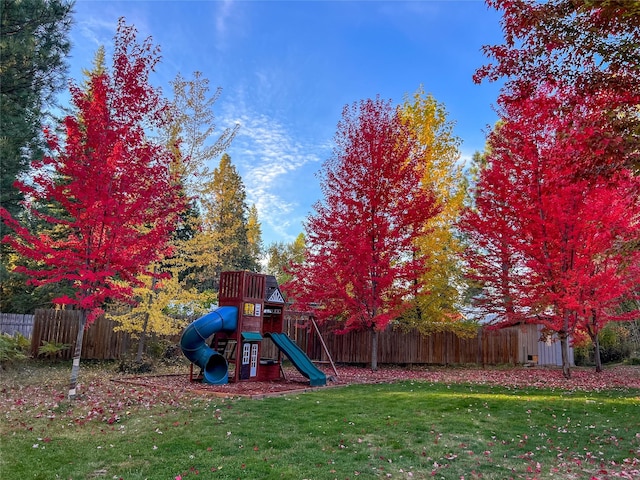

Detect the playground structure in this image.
[180,271,328,387]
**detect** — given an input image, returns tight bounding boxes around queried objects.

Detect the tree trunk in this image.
[593,332,603,373]
[68,310,87,400]
[135,312,149,362]
[588,309,603,373]
[559,330,571,379]
[371,328,378,371]
[135,274,157,362]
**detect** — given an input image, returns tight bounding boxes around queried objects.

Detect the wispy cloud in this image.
[211,0,243,54]
[215,0,234,38]
[72,4,154,59]
[220,105,325,243]
[75,16,115,49]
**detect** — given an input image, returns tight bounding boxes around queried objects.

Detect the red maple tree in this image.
[460,84,640,377]
[471,2,640,375]
[475,0,640,175]
[0,19,187,397]
[284,97,440,370]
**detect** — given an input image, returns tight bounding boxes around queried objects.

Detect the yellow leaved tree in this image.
[109,267,209,362]
[399,87,476,336]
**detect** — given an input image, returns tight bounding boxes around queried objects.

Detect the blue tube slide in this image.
[180,306,238,384]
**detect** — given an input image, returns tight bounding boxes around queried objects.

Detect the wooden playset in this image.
[180,271,327,386]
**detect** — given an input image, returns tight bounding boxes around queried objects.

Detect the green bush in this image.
[574,324,633,366]
[573,344,591,366]
[146,337,181,361]
[0,333,30,367]
[146,338,170,358]
[117,355,154,374]
[37,340,70,359]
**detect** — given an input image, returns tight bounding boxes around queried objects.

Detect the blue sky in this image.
[65,0,505,246]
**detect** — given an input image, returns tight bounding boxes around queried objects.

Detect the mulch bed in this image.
[113,364,640,399]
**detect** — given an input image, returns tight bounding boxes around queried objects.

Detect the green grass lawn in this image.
[1,362,639,479]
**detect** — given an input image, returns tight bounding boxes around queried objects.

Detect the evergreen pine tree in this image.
[246,204,263,272]
[0,0,74,311]
[187,154,258,291]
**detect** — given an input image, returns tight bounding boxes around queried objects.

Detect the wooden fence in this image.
[0,313,35,338]
[25,308,521,364]
[285,316,520,366]
[30,309,132,360]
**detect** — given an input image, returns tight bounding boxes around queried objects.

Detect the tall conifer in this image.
[0,0,74,310]
[187,154,259,292]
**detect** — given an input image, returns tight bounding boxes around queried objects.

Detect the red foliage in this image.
[0,19,186,323]
[460,83,640,341]
[472,1,640,373]
[475,0,640,175]
[476,1,640,84]
[284,97,439,333]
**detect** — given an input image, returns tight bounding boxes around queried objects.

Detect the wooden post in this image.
[312,319,338,378]
[68,310,87,400]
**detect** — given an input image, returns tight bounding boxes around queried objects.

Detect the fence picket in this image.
[0,313,35,338]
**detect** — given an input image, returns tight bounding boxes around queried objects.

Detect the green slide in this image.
[266,332,327,386]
